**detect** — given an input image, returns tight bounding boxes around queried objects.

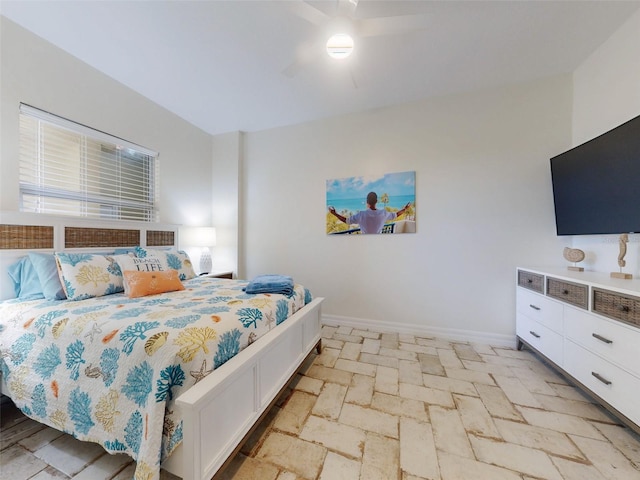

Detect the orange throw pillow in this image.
[123,270,185,298]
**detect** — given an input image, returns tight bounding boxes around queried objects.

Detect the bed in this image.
[0,213,323,480]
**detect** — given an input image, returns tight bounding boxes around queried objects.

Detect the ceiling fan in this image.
[283,0,433,87]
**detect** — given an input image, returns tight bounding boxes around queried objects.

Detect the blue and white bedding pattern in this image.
[0,276,312,480]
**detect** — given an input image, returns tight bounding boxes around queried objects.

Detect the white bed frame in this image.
[0,212,324,479]
[165,297,322,479]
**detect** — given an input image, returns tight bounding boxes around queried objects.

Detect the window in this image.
[19,104,159,221]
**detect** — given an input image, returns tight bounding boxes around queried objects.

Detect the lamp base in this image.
[200,248,212,275]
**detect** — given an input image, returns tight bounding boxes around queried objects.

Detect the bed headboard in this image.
[0,211,180,300]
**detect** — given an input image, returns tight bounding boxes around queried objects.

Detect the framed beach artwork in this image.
[326,171,416,235]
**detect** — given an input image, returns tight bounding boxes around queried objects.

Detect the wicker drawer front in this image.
[593,288,640,327]
[546,278,588,309]
[517,270,544,293]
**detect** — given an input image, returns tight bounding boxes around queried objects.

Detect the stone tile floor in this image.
[2,324,640,479]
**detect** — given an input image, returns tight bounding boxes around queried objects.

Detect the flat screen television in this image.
[550,114,640,236]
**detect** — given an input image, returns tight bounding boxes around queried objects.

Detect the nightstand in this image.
[204,271,233,279]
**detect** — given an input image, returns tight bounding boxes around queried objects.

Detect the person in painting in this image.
[328,191,411,234]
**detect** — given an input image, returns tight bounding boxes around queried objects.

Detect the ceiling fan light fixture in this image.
[326,33,354,59]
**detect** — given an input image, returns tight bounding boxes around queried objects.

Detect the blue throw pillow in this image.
[28,252,66,300]
[114,247,137,255]
[7,256,44,299]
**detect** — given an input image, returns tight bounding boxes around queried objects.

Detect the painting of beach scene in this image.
[326,171,416,235]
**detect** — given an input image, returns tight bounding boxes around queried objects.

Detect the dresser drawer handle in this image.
[529,331,540,339]
[527,278,533,283]
[563,289,569,295]
[591,372,612,386]
[529,304,541,311]
[618,305,630,313]
[592,333,613,344]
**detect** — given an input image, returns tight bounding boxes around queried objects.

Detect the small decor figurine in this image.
[611,233,633,279]
[563,247,585,272]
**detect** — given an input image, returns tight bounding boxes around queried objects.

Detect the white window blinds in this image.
[19,104,159,222]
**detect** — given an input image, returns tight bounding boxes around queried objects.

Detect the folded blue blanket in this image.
[244,274,294,295]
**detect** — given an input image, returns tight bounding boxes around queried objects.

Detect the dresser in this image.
[516,267,640,433]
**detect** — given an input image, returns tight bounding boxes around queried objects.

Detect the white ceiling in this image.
[2,1,639,136]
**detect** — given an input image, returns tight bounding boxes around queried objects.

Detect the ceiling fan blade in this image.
[335,0,359,16]
[282,41,324,78]
[349,67,359,89]
[288,0,331,26]
[282,54,309,78]
[358,14,432,37]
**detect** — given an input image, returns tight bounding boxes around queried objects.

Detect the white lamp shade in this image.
[180,226,216,248]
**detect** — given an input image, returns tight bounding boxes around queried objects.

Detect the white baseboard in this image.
[321,313,517,349]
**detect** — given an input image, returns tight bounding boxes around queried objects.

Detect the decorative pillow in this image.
[7,256,44,299]
[114,253,162,294]
[134,247,196,281]
[54,253,124,301]
[29,252,66,300]
[123,270,185,298]
[115,253,164,273]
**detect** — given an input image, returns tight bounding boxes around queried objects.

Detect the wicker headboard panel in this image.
[0,212,180,300]
[0,225,54,249]
[0,225,176,250]
[147,230,175,247]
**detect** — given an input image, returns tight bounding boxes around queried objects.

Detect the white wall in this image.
[241,76,572,343]
[569,9,640,277]
[211,132,242,275]
[0,17,214,228]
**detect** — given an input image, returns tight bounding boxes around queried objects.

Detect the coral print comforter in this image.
[0,276,312,480]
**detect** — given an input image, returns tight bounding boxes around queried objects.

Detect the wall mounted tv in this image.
[550,113,640,236]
